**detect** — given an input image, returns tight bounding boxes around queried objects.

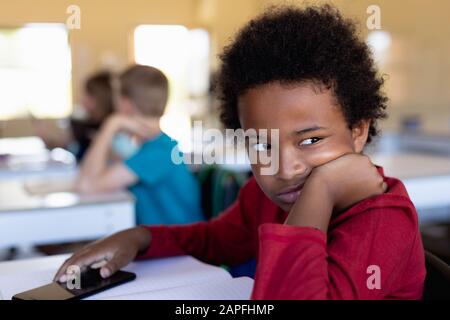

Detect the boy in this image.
[76,65,203,225]
[56,6,425,299]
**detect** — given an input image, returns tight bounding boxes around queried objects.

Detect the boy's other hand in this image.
[310,153,387,213]
[107,114,160,139]
[53,227,151,283]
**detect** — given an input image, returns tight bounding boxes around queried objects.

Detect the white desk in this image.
[370,153,450,223]
[0,178,135,248]
[0,137,77,179]
[0,255,253,300]
[0,136,46,155]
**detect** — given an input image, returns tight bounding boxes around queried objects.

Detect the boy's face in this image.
[238,81,369,212]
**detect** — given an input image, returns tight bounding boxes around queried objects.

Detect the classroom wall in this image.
[0,0,198,104]
[256,0,450,133]
[0,0,259,137]
[1,0,450,136]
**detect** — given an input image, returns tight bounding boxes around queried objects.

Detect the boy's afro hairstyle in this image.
[217,4,388,143]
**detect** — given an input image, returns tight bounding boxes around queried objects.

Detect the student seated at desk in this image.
[34,71,114,161]
[76,65,203,225]
[55,5,426,299]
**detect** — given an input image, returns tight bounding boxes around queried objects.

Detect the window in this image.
[0,24,72,120]
[134,25,210,151]
[367,30,392,67]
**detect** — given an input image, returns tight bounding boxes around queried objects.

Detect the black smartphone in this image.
[12,268,136,300]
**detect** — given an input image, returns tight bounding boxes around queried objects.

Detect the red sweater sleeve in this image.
[251,203,426,300]
[135,181,258,266]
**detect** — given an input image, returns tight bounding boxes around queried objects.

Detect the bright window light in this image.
[0,24,72,120]
[367,31,392,66]
[134,25,210,152]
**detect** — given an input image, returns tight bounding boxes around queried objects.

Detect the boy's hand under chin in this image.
[107,114,160,140]
[285,153,387,233]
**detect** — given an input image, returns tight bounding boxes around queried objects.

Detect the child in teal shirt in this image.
[76,65,203,225]
[125,132,203,225]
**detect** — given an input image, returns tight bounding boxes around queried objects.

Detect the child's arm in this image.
[76,115,156,193]
[285,153,386,232]
[54,179,261,282]
[253,203,424,299]
[135,194,257,265]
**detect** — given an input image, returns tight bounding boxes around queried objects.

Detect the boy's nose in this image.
[276,148,308,181]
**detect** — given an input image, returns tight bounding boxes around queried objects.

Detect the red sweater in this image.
[137,167,426,300]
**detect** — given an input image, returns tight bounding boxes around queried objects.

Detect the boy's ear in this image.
[118,96,136,115]
[351,120,370,153]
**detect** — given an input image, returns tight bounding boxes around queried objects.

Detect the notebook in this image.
[0,255,254,300]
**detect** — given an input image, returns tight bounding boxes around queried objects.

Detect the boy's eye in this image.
[299,137,322,146]
[253,143,271,152]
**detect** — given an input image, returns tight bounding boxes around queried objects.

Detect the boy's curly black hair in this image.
[218,4,388,143]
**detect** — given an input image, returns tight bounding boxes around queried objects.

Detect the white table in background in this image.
[371,152,450,223]
[0,178,135,248]
[0,137,77,179]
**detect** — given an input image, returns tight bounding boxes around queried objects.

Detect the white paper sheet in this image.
[102,277,254,300]
[0,255,246,300]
